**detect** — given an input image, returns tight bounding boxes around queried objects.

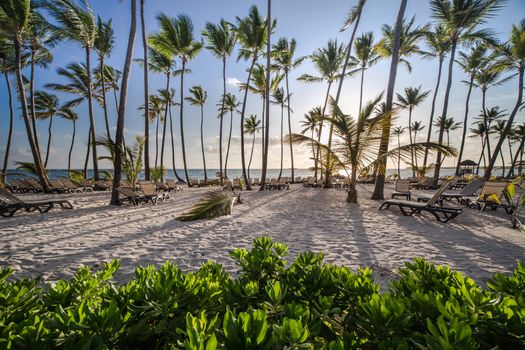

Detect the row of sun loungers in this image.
[0,185,73,218]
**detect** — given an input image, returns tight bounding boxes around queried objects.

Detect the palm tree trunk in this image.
[371,0,407,200]
[219,57,227,186]
[155,114,159,168]
[44,115,53,167]
[500,147,505,177]
[358,68,365,115]
[179,60,191,186]
[484,67,524,179]
[169,102,183,182]
[14,39,50,190]
[200,104,207,182]
[285,72,294,183]
[508,137,524,177]
[259,0,271,191]
[414,130,419,170]
[240,56,257,190]
[29,50,42,159]
[315,81,332,180]
[68,120,76,176]
[423,55,444,168]
[261,97,266,174]
[2,72,14,180]
[140,0,150,180]
[397,134,401,177]
[224,110,233,178]
[476,136,486,174]
[111,0,137,205]
[83,127,91,178]
[347,168,358,203]
[455,75,474,175]
[408,107,414,177]
[85,47,100,180]
[433,40,457,180]
[248,132,256,179]
[100,56,112,141]
[278,103,284,179]
[160,72,170,181]
[481,88,492,166]
[507,138,514,177]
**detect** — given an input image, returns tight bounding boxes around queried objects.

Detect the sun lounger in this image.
[412,177,438,190]
[278,177,289,190]
[466,181,512,214]
[166,179,183,192]
[48,179,74,194]
[379,181,463,223]
[138,180,167,204]
[0,185,73,217]
[23,178,45,193]
[233,178,243,190]
[391,180,412,200]
[94,180,111,191]
[417,180,484,205]
[75,178,95,190]
[59,178,92,193]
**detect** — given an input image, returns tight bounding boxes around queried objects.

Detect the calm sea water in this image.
[5,167,500,181]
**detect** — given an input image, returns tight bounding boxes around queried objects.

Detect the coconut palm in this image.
[0,0,50,189]
[94,17,114,141]
[33,91,59,167]
[298,39,346,178]
[430,0,503,179]
[475,106,506,171]
[454,44,488,174]
[47,0,100,180]
[186,86,208,182]
[271,87,289,179]
[395,86,430,176]
[0,43,15,180]
[158,88,176,181]
[203,19,237,186]
[434,116,461,148]
[57,107,79,175]
[508,123,525,176]
[392,126,407,178]
[350,32,381,115]
[421,24,451,168]
[261,0,273,191]
[492,120,508,175]
[220,93,241,179]
[244,115,261,179]
[110,0,137,205]
[470,122,488,173]
[271,37,304,183]
[410,120,425,170]
[300,107,322,170]
[139,94,163,169]
[139,0,150,180]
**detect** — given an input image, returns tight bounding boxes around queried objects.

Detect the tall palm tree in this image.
[371,0,407,200]
[260,0,272,190]
[186,86,208,182]
[94,17,114,141]
[430,0,503,180]
[158,88,176,181]
[220,93,240,179]
[139,0,150,180]
[48,0,100,180]
[454,44,488,174]
[111,0,137,205]
[271,37,303,183]
[33,91,59,167]
[139,94,163,169]
[271,87,288,179]
[392,126,407,177]
[492,120,508,175]
[0,43,15,180]
[475,106,506,172]
[298,39,346,179]
[233,8,267,188]
[470,122,488,173]
[244,114,261,179]
[300,107,322,170]
[350,32,381,115]
[0,0,50,189]
[421,24,450,168]
[395,86,430,176]
[411,120,425,170]
[434,116,461,147]
[57,106,78,175]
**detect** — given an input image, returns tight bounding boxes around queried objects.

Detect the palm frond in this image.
[177,192,235,222]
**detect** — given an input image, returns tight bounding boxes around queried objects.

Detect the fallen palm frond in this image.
[177,192,235,222]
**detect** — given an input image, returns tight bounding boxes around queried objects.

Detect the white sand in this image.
[1,184,524,285]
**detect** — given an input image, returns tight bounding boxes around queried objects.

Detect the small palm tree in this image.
[33,91,59,167]
[395,86,430,176]
[300,107,322,171]
[392,126,407,178]
[434,116,461,147]
[186,86,208,182]
[469,122,488,173]
[492,120,508,175]
[244,115,261,179]
[410,120,425,170]
[94,17,114,141]
[475,106,507,168]
[57,107,79,175]
[271,87,289,179]
[139,94,164,169]
[219,93,241,179]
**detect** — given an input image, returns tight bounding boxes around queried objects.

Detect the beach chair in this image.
[120,180,134,189]
[412,177,438,190]
[75,179,94,191]
[379,181,463,223]
[391,180,412,200]
[24,178,45,193]
[155,181,169,192]
[277,177,289,190]
[189,178,200,187]
[0,185,73,217]
[48,179,73,194]
[166,179,183,192]
[467,182,512,214]
[7,179,28,193]
[138,180,167,204]
[60,178,91,193]
[304,177,315,187]
[116,187,145,206]
[233,178,243,190]
[223,179,233,191]
[266,178,278,190]
[417,180,484,205]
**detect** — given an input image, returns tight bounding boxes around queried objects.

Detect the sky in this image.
[1,0,524,171]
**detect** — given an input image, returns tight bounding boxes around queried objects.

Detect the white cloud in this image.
[226,77,242,87]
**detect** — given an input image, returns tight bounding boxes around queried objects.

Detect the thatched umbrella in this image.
[459,159,477,175]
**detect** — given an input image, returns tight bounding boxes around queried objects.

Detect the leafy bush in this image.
[0,238,524,349]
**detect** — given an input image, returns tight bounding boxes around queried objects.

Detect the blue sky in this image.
[1,0,524,170]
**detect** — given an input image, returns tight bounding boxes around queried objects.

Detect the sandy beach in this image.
[1,184,524,285]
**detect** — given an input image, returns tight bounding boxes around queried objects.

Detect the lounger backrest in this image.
[61,179,78,189]
[166,179,176,188]
[426,181,451,206]
[25,178,43,189]
[459,180,484,196]
[138,181,156,196]
[270,178,277,185]
[0,186,24,204]
[80,179,93,187]
[395,180,411,192]
[480,182,508,199]
[278,177,286,185]
[49,179,66,188]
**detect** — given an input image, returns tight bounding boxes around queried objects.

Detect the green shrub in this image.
[0,237,524,349]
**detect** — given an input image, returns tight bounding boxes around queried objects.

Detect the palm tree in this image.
[0,43,15,180]
[220,93,241,179]
[111,0,137,205]
[371,0,407,200]
[33,91,59,167]
[271,37,303,183]
[244,114,261,179]
[454,44,488,174]
[261,0,272,190]
[475,106,506,172]
[186,86,208,182]
[233,8,268,188]
[271,87,288,179]
[139,0,150,180]
[300,107,322,170]
[395,86,430,176]
[139,94,163,170]
[470,122,488,173]
[298,39,346,179]
[350,32,381,115]
[392,126,407,177]
[492,120,508,175]
[48,0,100,180]
[158,88,176,181]
[94,17,114,141]
[411,120,425,170]
[434,116,461,148]
[57,107,79,175]
[508,123,525,176]
[421,24,450,168]
[0,0,50,190]
[430,0,503,180]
